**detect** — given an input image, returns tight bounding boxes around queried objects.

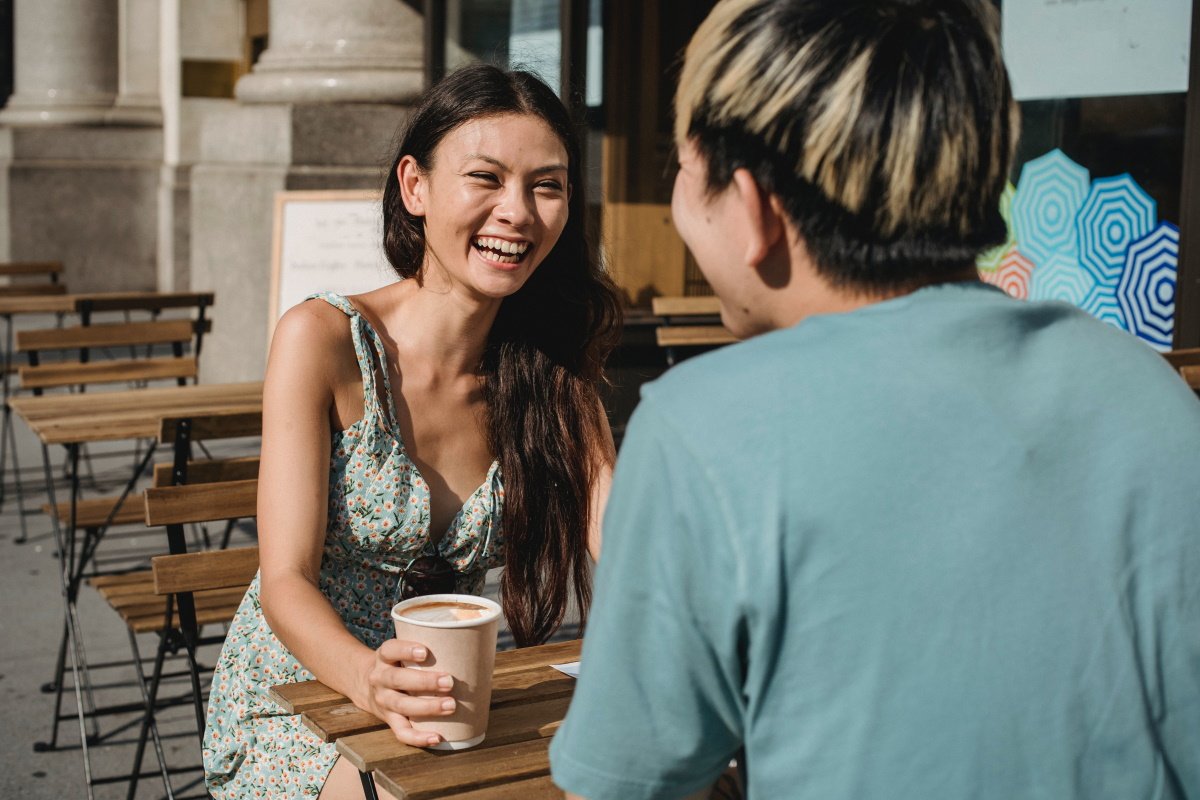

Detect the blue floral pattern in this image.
[203,292,504,798]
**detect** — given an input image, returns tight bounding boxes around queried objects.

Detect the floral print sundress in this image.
[203,292,505,799]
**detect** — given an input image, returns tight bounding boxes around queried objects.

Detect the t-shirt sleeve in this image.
[550,395,746,800]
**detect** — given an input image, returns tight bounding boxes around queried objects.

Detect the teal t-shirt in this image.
[551,282,1200,800]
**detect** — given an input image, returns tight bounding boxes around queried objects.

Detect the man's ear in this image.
[397,155,426,217]
[730,167,783,268]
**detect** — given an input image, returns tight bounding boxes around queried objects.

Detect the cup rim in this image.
[390,593,502,628]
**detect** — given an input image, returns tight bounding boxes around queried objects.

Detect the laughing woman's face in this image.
[398,112,571,302]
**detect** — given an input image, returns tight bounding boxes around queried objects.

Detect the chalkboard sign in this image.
[268,189,396,338]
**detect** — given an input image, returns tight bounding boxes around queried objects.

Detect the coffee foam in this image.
[400,601,491,623]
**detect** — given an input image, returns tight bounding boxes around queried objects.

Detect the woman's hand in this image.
[365,639,458,747]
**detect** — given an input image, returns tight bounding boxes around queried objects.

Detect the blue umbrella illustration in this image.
[1117,222,1178,351]
[1083,283,1128,330]
[1029,252,1094,306]
[1011,149,1089,266]
[1076,173,1156,287]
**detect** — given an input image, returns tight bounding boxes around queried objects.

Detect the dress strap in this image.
[307,292,400,433]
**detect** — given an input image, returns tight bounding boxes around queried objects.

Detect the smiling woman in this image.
[200,65,622,800]
[395,111,571,299]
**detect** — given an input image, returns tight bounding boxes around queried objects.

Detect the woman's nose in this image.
[495,186,535,227]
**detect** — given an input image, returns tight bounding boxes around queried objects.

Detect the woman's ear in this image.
[397,155,427,217]
[730,167,784,269]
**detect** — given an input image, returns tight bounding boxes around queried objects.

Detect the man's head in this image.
[674,0,1020,296]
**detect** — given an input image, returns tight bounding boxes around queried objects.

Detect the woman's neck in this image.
[381,277,501,376]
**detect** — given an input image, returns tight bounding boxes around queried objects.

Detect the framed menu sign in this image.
[268,189,396,339]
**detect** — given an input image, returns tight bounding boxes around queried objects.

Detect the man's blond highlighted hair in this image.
[676,0,1020,289]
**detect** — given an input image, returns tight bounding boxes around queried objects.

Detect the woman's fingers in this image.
[379,690,457,719]
[378,638,430,665]
[374,663,453,694]
[384,713,445,748]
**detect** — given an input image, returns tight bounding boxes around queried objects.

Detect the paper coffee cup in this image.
[390,593,502,750]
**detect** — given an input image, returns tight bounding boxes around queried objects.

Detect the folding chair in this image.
[37,410,259,800]
[131,482,258,799]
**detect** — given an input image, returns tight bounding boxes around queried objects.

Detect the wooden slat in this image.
[143,479,258,526]
[272,640,583,718]
[158,409,263,444]
[151,546,259,595]
[1163,347,1200,369]
[269,680,348,715]
[492,640,581,674]
[1182,364,1200,390]
[374,737,553,800]
[651,295,720,316]
[655,324,737,348]
[490,669,575,709]
[16,318,204,351]
[438,774,563,800]
[336,694,570,773]
[42,495,145,528]
[87,570,154,589]
[19,356,196,390]
[315,669,575,750]
[128,597,245,633]
[304,703,385,743]
[0,294,77,315]
[0,283,67,296]
[108,584,246,614]
[78,291,213,313]
[7,381,263,445]
[0,260,63,276]
[152,455,260,488]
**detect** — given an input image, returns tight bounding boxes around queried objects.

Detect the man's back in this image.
[552,282,1200,799]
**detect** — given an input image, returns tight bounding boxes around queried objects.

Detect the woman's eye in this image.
[535,180,564,193]
[468,172,499,183]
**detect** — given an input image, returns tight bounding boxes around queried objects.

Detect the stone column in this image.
[191,0,424,383]
[113,0,163,125]
[236,0,423,104]
[0,0,118,124]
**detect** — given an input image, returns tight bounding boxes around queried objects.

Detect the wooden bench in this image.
[651,296,736,366]
[0,261,65,296]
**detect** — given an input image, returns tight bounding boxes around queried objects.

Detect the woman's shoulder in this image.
[268,297,359,378]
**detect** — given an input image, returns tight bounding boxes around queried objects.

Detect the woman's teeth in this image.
[473,237,530,263]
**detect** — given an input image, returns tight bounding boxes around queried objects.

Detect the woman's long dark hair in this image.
[382,64,623,646]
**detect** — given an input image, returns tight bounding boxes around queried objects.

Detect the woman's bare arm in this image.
[257,301,454,746]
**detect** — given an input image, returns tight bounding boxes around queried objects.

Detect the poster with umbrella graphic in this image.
[977,150,1178,351]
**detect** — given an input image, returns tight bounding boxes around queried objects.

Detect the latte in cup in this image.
[399,600,491,623]
[391,593,502,750]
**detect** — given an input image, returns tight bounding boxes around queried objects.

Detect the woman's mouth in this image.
[472,236,531,264]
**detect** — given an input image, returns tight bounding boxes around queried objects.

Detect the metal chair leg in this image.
[34,617,70,750]
[125,628,176,800]
[5,405,30,543]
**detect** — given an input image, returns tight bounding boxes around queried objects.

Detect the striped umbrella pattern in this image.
[1011,149,1089,265]
[977,152,1175,346]
[1117,222,1179,351]
[1076,174,1157,286]
[1029,252,1094,305]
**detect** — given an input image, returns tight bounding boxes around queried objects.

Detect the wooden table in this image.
[7,380,262,799]
[9,380,262,445]
[0,290,215,534]
[270,639,581,800]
